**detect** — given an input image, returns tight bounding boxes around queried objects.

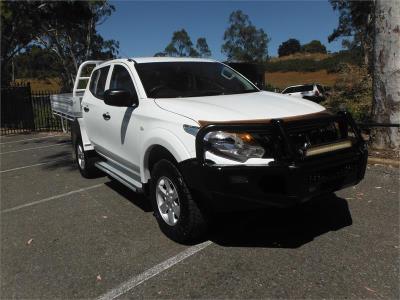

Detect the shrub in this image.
[321,64,372,122]
[278,39,301,57]
[301,40,327,54]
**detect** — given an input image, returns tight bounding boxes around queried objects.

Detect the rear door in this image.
[81,65,111,148]
[97,63,142,179]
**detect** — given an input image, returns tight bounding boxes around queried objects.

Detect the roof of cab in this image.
[93,57,220,70]
[102,57,217,65]
[132,57,217,63]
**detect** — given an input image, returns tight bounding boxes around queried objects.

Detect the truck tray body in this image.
[50,93,83,120]
[50,60,103,121]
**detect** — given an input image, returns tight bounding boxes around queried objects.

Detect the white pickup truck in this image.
[51,57,367,242]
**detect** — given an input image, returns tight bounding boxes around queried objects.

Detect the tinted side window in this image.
[283,87,293,94]
[110,65,137,97]
[89,69,100,96]
[89,66,110,100]
[293,85,314,93]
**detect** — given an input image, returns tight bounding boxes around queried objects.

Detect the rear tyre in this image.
[150,159,207,243]
[75,138,99,178]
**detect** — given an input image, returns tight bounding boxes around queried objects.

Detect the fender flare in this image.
[72,119,94,151]
[140,128,191,183]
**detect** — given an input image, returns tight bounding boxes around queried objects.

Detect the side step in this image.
[95,161,142,193]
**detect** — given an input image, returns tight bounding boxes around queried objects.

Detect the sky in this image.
[97,0,344,60]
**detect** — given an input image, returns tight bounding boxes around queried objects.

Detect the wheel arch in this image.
[140,131,191,184]
[74,118,94,151]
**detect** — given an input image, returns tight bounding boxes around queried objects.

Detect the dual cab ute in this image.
[51,57,367,242]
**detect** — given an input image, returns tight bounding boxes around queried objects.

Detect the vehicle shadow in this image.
[26,138,70,145]
[98,179,352,248]
[105,180,153,212]
[40,151,102,177]
[39,150,76,171]
[208,194,352,249]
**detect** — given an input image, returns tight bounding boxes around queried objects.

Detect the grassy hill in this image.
[266,70,338,90]
[268,52,331,62]
[264,52,359,90]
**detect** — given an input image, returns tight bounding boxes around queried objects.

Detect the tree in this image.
[154,52,167,57]
[33,1,119,90]
[159,30,210,58]
[301,40,327,54]
[221,10,269,62]
[196,38,211,58]
[0,1,42,84]
[278,38,301,57]
[1,0,119,90]
[328,0,374,67]
[371,0,400,149]
[13,45,61,79]
[329,0,399,149]
[164,29,195,57]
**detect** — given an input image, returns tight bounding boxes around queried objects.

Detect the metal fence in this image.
[31,91,66,132]
[1,83,66,135]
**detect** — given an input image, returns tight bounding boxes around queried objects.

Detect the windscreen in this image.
[135,62,259,98]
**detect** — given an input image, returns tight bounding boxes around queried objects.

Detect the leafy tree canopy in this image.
[328,0,374,66]
[278,38,301,57]
[301,40,327,54]
[221,10,269,62]
[1,0,119,90]
[1,1,42,84]
[196,38,211,58]
[164,29,194,57]
[13,45,61,79]
[157,29,211,58]
[154,52,167,57]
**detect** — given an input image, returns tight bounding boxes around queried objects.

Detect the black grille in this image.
[255,120,351,160]
[287,121,344,156]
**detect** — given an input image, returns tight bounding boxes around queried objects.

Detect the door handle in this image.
[102,113,111,120]
[83,106,89,112]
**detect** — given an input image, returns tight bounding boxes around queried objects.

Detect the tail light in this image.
[315,90,320,96]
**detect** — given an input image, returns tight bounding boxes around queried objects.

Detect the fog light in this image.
[306,140,352,157]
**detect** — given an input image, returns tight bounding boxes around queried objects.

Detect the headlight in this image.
[204,131,265,162]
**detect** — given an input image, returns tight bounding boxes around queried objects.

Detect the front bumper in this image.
[179,148,367,210]
[179,111,368,211]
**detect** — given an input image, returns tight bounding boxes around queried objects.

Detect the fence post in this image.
[27,82,36,131]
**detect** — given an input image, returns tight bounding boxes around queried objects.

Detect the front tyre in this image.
[75,138,99,178]
[150,159,207,243]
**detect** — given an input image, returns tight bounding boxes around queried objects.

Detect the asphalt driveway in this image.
[1,132,398,299]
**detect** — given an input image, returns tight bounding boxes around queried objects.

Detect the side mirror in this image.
[104,89,138,107]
